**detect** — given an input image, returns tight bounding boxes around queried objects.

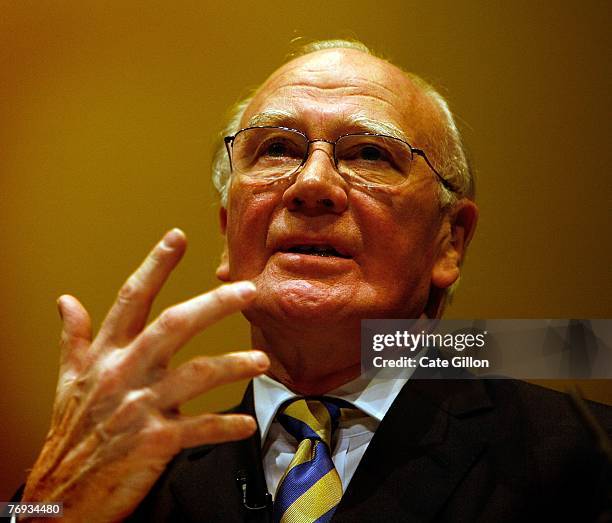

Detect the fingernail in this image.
[162,228,184,249]
[242,416,257,431]
[250,351,269,369]
[234,281,256,299]
[56,297,64,319]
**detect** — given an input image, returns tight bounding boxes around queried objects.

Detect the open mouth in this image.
[284,244,350,259]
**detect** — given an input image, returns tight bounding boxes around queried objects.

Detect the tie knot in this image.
[277,398,351,447]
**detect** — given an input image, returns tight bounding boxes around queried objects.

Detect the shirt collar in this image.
[253,371,411,443]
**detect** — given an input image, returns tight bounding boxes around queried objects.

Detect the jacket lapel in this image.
[335,378,494,522]
[170,383,272,522]
[165,378,494,522]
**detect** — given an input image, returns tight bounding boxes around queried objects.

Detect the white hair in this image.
[212,39,474,209]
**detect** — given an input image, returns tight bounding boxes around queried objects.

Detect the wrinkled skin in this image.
[218,49,477,393]
[21,229,269,522]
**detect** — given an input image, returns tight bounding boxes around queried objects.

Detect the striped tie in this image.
[273,398,350,523]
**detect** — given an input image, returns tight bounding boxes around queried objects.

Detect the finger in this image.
[58,294,92,365]
[133,281,257,367]
[99,228,187,346]
[176,413,257,448]
[153,351,269,410]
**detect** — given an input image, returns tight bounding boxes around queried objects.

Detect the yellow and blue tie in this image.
[273,398,351,523]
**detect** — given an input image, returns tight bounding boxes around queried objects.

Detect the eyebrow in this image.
[246,110,297,128]
[346,115,409,142]
[245,111,410,143]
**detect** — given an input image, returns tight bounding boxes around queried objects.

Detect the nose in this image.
[282,146,349,215]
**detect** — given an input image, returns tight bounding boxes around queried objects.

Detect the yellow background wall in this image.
[1,1,610,498]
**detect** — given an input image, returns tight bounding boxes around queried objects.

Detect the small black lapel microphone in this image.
[236,469,273,512]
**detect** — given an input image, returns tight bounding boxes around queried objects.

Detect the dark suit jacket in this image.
[128,379,612,522]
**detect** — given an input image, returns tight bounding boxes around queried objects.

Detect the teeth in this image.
[288,245,342,257]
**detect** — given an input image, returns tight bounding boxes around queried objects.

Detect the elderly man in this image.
[18,40,609,522]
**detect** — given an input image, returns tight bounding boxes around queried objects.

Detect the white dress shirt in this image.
[253,372,411,497]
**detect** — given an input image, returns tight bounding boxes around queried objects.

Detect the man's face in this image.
[221,49,458,327]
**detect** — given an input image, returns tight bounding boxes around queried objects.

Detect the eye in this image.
[343,141,391,164]
[359,145,385,162]
[265,141,289,157]
[257,137,303,160]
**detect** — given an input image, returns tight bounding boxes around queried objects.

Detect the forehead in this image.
[242,49,434,143]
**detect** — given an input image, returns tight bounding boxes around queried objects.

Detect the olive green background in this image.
[1,1,610,499]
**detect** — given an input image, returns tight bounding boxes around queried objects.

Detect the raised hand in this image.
[21,229,269,522]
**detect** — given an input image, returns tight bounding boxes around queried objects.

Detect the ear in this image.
[216,207,231,282]
[431,199,479,289]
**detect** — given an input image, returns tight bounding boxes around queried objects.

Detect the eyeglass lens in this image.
[231,127,414,186]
